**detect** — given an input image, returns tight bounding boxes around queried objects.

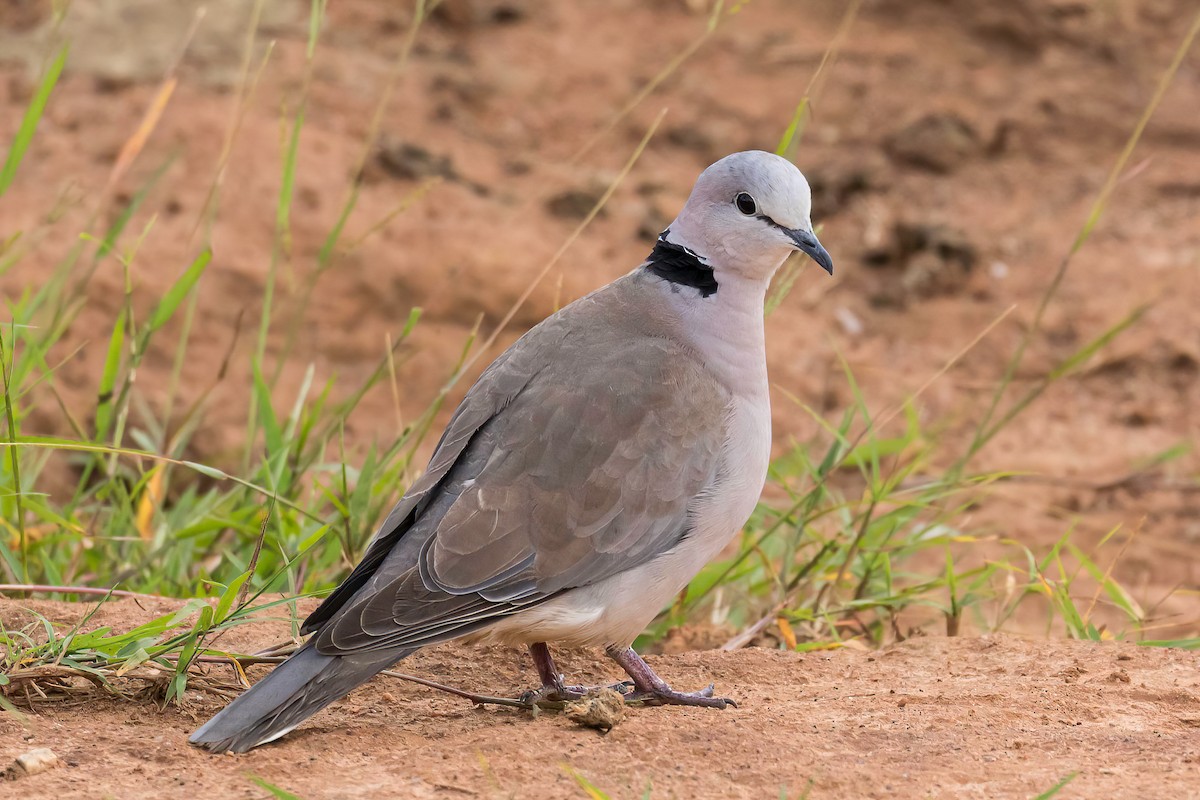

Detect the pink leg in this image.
[524,642,632,703]
[605,645,737,709]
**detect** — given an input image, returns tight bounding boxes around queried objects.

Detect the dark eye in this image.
[734,192,757,216]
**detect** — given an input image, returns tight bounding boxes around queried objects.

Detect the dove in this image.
[190,150,833,753]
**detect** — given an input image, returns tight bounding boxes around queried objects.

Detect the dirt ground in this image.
[2,0,1200,796]
[0,598,1197,799]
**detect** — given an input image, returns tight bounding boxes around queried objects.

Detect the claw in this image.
[623,689,736,709]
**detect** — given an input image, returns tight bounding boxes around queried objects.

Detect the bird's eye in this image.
[734,192,757,216]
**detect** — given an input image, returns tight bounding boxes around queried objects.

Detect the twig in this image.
[163,653,287,667]
[1004,473,1200,493]
[0,584,178,601]
[251,638,302,657]
[378,669,537,709]
[2,664,109,691]
[236,502,273,609]
[720,602,784,651]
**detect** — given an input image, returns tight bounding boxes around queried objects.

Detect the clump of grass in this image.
[0,0,448,599]
[0,586,304,712]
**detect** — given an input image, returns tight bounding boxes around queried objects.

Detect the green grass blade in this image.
[1032,772,1078,800]
[0,327,26,582]
[252,361,283,459]
[93,310,126,441]
[276,108,303,253]
[0,44,68,196]
[148,249,212,333]
[214,570,252,623]
[94,154,176,263]
[249,777,304,800]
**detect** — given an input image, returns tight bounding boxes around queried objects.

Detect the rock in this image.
[564,688,626,732]
[885,113,982,174]
[5,748,61,779]
[545,187,606,221]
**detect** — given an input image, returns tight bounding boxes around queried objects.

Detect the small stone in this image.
[7,748,61,779]
[834,306,864,337]
[565,688,626,732]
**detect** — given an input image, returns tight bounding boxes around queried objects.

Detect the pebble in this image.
[6,748,61,779]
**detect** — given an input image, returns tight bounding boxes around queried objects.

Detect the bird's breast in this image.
[694,391,772,555]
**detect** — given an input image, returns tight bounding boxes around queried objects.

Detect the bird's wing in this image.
[312,325,730,655]
[299,337,538,636]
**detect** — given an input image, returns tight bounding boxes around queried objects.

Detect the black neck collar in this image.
[643,230,717,298]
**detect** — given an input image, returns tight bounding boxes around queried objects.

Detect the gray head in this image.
[659,151,832,285]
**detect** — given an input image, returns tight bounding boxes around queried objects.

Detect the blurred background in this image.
[0,0,1197,642]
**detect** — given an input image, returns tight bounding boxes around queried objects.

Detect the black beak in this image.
[786,228,834,275]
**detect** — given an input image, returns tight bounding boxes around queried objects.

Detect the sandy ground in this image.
[1,598,1198,799]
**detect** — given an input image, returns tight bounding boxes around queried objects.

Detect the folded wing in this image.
[306,321,729,656]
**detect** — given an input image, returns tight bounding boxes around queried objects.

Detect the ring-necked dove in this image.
[190,150,833,753]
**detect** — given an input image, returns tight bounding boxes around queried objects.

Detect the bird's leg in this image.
[605,645,737,709]
[520,642,633,704]
[528,642,568,699]
[531,642,563,691]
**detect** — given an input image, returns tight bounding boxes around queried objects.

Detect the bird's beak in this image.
[786,228,834,275]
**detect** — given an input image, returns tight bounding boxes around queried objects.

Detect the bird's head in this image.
[663,150,833,284]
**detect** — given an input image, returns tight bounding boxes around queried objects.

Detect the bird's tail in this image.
[189,643,411,753]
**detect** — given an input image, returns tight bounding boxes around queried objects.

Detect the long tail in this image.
[189,643,412,753]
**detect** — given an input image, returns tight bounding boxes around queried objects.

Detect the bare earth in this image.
[0,599,1198,799]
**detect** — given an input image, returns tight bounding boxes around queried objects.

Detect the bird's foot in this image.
[605,645,738,711]
[521,642,634,707]
[518,680,634,707]
[623,682,736,709]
